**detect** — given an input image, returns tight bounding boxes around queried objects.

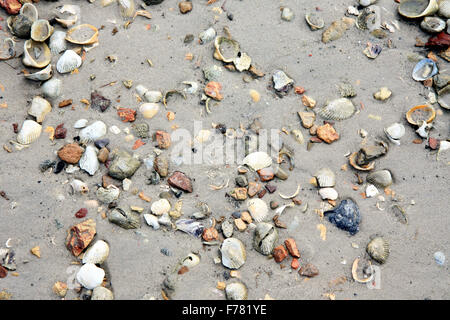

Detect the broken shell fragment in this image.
[56,50,82,74]
[273,70,294,93]
[398,0,439,19]
[367,170,393,188]
[0,38,16,61]
[366,236,390,264]
[406,104,436,126]
[17,120,42,145]
[225,282,248,300]
[242,151,272,171]
[305,12,324,30]
[233,52,252,72]
[66,24,99,45]
[76,263,105,290]
[317,98,356,121]
[319,188,338,201]
[349,152,375,171]
[253,222,278,255]
[322,17,355,43]
[352,258,374,283]
[412,59,438,81]
[24,64,53,81]
[70,179,89,194]
[324,199,361,235]
[214,36,239,62]
[7,14,34,39]
[247,199,269,222]
[220,238,246,269]
[118,0,135,18]
[109,207,141,229]
[384,123,405,145]
[416,121,433,138]
[79,121,107,143]
[55,4,80,28]
[421,16,446,32]
[358,0,378,6]
[144,90,163,103]
[82,240,109,265]
[144,214,160,230]
[23,40,51,69]
[28,96,51,123]
[41,78,62,99]
[30,19,54,42]
[80,145,100,176]
[199,27,216,44]
[356,6,381,31]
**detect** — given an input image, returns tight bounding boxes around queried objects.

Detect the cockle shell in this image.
[56,50,82,74]
[80,145,100,176]
[421,16,446,32]
[144,214,160,230]
[24,64,53,81]
[247,199,269,222]
[253,222,278,255]
[398,0,439,18]
[30,19,54,42]
[366,236,390,264]
[82,240,110,264]
[28,96,51,123]
[76,263,105,289]
[220,238,246,269]
[314,168,336,187]
[17,120,42,145]
[242,152,272,171]
[317,98,356,120]
[22,40,51,69]
[66,24,99,45]
[70,179,89,194]
[319,188,338,200]
[225,282,248,300]
[96,185,120,204]
[214,36,240,63]
[79,121,107,143]
[139,103,159,119]
[49,31,67,55]
[41,78,62,99]
[366,169,393,188]
[412,58,438,81]
[151,199,171,216]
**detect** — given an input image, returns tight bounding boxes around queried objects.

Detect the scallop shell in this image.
[41,78,62,99]
[66,24,99,45]
[366,169,393,188]
[76,263,105,290]
[118,0,135,18]
[151,199,171,216]
[319,188,338,200]
[439,0,450,18]
[199,27,216,44]
[420,16,446,32]
[225,282,248,300]
[314,168,336,187]
[96,185,120,204]
[91,287,114,300]
[317,98,356,120]
[79,121,107,143]
[242,151,272,171]
[253,222,278,255]
[144,214,160,230]
[214,36,240,63]
[80,145,100,176]
[20,3,38,21]
[17,120,42,145]
[0,38,16,61]
[28,96,52,123]
[74,119,88,129]
[305,12,325,30]
[139,103,159,119]
[384,123,405,144]
[366,236,390,264]
[220,238,246,269]
[24,64,53,81]
[247,199,268,222]
[30,19,54,42]
[82,240,110,264]
[412,59,438,81]
[56,50,82,74]
[70,179,89,194]
[405,104,436,126]
[398,0,439,18]
[49,31,67,55]
[22,40,51,69]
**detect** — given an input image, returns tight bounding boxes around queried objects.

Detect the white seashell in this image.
[225,282,248,300]
[358,0,378,6]
[365,184,379,198]
[220,237,246,269]
[135,84,148,97]
[55,4,80,28]
[57,50,82,74]
[317,98,356,120]
[242,151,272,171]
[182,253,200,268]
[415,121,432,138]
[96,185,120,204]
[31,19,54,42]
[439,0,450,18]
[65,165,79,174]
[70,179,89,194]
[384,123,405,145]
[23,40,51,69]
[233,52,252,72]
[151,199,171,216]
[74,119,88,129]
[82,240,110,264]
[144,214,160,230]
[118,0,135,18]
[199,27,216,44]
[79,145,99,175]
[195,130,211,143]
[91,287,114,300]
[109,125,121,135]
[20,3,38,22]
[139,103,159,119]
[17,120,42,145]
[24,64,53,81]
[28,96,51,123]
[144,91,162,103]
[41,78,62,99]
[319,187,338,200]
[158,212,171,226]
[122,178,132,191]
[49,31,67,54]
[79,121,107,142]
[247,199,268,222]
[76,263,105,289]
[314,168,336,187]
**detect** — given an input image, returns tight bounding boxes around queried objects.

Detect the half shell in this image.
[366,236,390,264]
[305,12,325,30]
[214,36,240,63]
[17,120,42,145]
[139,103,159,119]
[76,263,105,289]
[118,0,135,18]
[225,282,248,300]
[79,121,107,143]
[23,40,51,69]
[317,98,356,120]
[314,168,336,187]
[82,240,110,264]
[412,58,438,81]
[356,6,381,31]
[398,0,439,18]
[41,78,62,99]
[366,169,393,188]
[30,19,54,42]
[80,145,100,176]
[420,16,446,32]
[405,104,436,125]
[56,50,82,74]
[220,238,246,269]
[7,14,33,38]
[55,4,80,28]
[24,64,53,81]
[253,222,278,255]
[242,151,272,171]
[66,24,99,45]
[247,199,268,222]
[49,31,67,55]
[384,123,405,145]
[0,38,16,61]
[28,96,52,123]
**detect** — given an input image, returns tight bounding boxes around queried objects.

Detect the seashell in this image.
[247,199,269,222]
[151,199,171,216]
[273,70,294,92]
[17,120,42,145]
[175,219,204,237]
[80,145,100,176]
[358,0,378,6]
[281,7,294,21]
[0,38,16,61]
[233,52,252,72]
[22,40,51,69]
[49,31,67,55]
[96,185,120,204]
[225,282,248,300]
[366,236,389,264]
[139,103,159,119]
[221,220,234,238]
[20,3,38,21]
[439,0,450,18]
[182,81,199,94]
[79,121,107,143]
[242,151,272,171]
[28,96,51,123]
[41,78,62,99]
[437,84,450,109]
[109,207,141,229]
[70,179,89,194]
[253,222,278,255]
[118,0,135,18]
[314,168,336,187]
[365,184,379,197]
[319,187,338,200]
[56,50,82,74]
[203,65,223,82]
[434,251,445,265]
[214,36,240,63]
[367,169,393,188]
[317,98,356,120]
[291,129,304,144]
[199,27,216,44]
[398,0,439,18]
[55,4,80,28]
[66,24,99,45]
[82,240,110,264]
[305,12,324,30]
[144,214,160,230]
[420,16,446,32]
[384,123,405,145]
[220,238,246,269]
[144,90,163,103]
[76,263,105,290]
[135,84,148,97]
[7,14,33,39]
[30,19,54,42]
[74,119,88,129]
[324,198,361,235]
[415,121,431,138]
[181,253,200,268]
[91,287,114,300]
[412,59,438,81]
[24,64,53,81]
[406,104,436,126]
[356,6,381,31]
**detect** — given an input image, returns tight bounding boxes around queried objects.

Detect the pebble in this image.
[58,143,84,164]
[317,124,339,144]
[168,171,193,193]
[273,245,288,263]
[281,7,294,21]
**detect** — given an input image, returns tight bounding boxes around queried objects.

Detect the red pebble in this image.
[55,123,67,139]
[75,208,88,218]
[291,258,300,270]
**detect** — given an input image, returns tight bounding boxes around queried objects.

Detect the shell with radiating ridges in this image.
[366,169,393,188]
[80,145,100,176]
[242,152,272,171]
[57,50,82,74]
[253,222,278,255]
[82,240,110,264]
[366,236,390,264]
[24,64,53,81]
[319,188,338,200]
[225,282,248,300]
[31,19,54,42]
[41,78,62,99]
[247,199,269,222]
[66,24,99,45]
[118,0,135,18]
[49,31,67,55]
[314,168,336,187]
[23,40,51,68]
[79,121,107,143]
[17,120,42,145]
[220,237,246,269]
[91,287,114,300]
[317,98,356,120]
[28,96,51,123]
[76,263,105,289]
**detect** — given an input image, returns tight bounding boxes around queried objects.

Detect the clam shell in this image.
[225,282,248,300]
[358,0,378,6]
[366,169,393,188]
[56,50,82,74]
[24,64,53,81]
[82,240,110,264]
[135,84,148,97]
[17,120,42,145]
[30,19,54,42]
[319,187,338,200]
[144,213,160,230]
[7,14,33,39]
[74,119,88,129]
[220,238,246,269]
[247,199,268,222]
[412,59,438,81]
[20,3,38,22]
[92,287,114,300]
[314,168,336,187]
[41,78,62,99]
[398,0,439,18]
[139,103,159,119]
[66,24,99,45]
[23,40,51,69]
[79,121,107,143]
[405,104,436,126]
[70,179,89,194]
[199,27,216,44]
[439,0,450,18]
[384,123,405,144]
[437,84,450,109]
[49,31,67,55]
[214,36,240,62]
[253,222,278,255]
[420,16,446,32]
[118,0,135,18]
[305,12,324,30]
[366,236,389,264]
[96,185,120,204]
[76,263,105,289]
[317,98,356,121]
[356,5,381,31]
[55,4,80,28]
[80,145,100,176]
[242,151,272,171]
[151,199,171,216]
[28,96,52,123]
[0,38,16,61]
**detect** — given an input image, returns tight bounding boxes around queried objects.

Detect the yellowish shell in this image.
[30,19,54,42]
[66,24,99,45]
[22,40,51,68]
[17,120,42,145]
[28,96,51,123]
[139,103,159,119]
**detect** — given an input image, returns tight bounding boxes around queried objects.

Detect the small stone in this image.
[258,189,267,198]
[92,287,114,300]
[309,124,318,135]
[221,220,234,238]
[302,95,316,108]
[265,184,276,193]
[203,227,219,241]
[247,182,262,197]
[58,143,84,164]
[317,123,339,144]
[91,91,111,112]
[179,1,192,14]
[117,108,136,122]
[240,211,252,224]
[230,188,248,200]
[97,147,109,163]
[102,175,121,188]
[217,281,226,290]
[428,137,439,150]
[65,219,96,257]
[235,176,248,187]
[55,123,67,139]
[298,111,316,129]
[257,167,274,182]
[52,282,68,297]
[204,81,223,101]
[234,218,247,231]
[270,201,279,210]
[154,155,169,177]
[291,258,300,270]
[281,7,294,21]
[168,171,193,193]
[95,139,110,149]
[273,245,288,263]
[284,238,300,258]
[123,178,132,191]
[373,87,392,101]
[30,246,41,258]
[155,131,171,149]
[108,150,142,180]
[299,263,319,277]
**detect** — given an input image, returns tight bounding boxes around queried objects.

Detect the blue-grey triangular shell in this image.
[412,58,438,81]
[317,98,356,120]
[324,198,361,235]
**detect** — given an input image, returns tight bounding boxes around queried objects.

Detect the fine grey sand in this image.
[0,0,449,300]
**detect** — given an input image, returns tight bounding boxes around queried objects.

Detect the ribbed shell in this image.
[317,98,356,120]
[28,96,51,123]
[242,152,272,171]
[79,121,107,143]
[366,237,390,264]
[17,120,42,145]
[247,199,268,222]
[49,31,67,54]
[315,168,336,187]
[366,170,393,188]
[56,50,82,74]
[225,283,248,300]
[41,78,62,99]
[220,238,246,269]
[253,223,278,255]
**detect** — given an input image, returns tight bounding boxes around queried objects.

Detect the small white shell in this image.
[79,145,99,175]
[181,253,200,268]
[79,121,107,143]
[182,81,199,94]
[135,84,148,97]
[384,123,405,145]
[56,50,82,74]
[70,179,89,194]
[24,64,53,81]
[76,263,105,289]
[151,199,171,216]
[28,96,51,123]
[17,120,42,145]
[158,212,171,226]
[139,103,159,119]
[247,199,268,222]
[82,240,110,264]
[225,282,248,300]
[319,187,338,200]
[144,214,160,230]
[143,90,163,103]
[49,31,67,54]
[74,119,88,129]
[242,151,272,171]
[41,78,62,99]
[365,184,379,198]
[314,168,336,188]
[199,27,216,44]
[233,52,251,72]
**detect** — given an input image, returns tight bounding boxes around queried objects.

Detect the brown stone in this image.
[204,81,223,101]
[0,0,21,15]
[52,282,68,297]
[298,111,315,129]
[240,211,252,224]
[230,187,247,200]
[178,266,189,274]
[428,137,439,150]
[102,175,121,188]
[257,167,274,182]
[273,215,287,229]
[265,184,276,193]
[273,245,288,263]
[179,1,192,14]
[168,171,193,193]
[202,227,219,241]
[155,130,171,149]
[270,201,279,210]
[257,189,267,198]
[65,219,96,257]
[291,258,300,270]
[284,238,300,258]
[58,99,73,108]
[97,147,109,163]
[234,218,247,231]
[154,155,169,177]
[54,123,67,139]
[299,263,319,277]
[316,123,339,144]
[58,143,83,164]
[117,108,136,122]
[247,182,261,197]
[0,266,7,279]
